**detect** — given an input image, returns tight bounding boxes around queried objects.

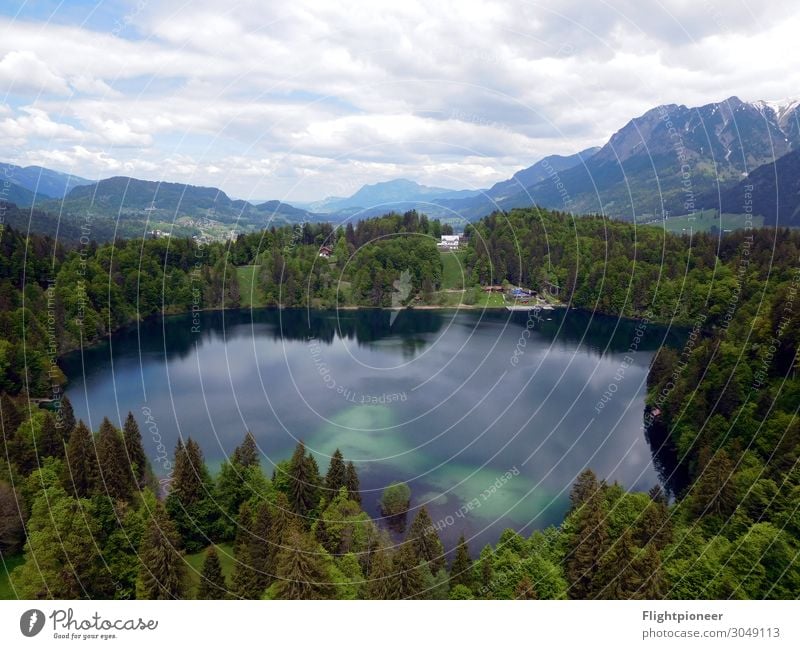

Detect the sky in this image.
[1,0,799,202]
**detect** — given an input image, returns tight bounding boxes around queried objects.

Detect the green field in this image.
[440,250,468,290]
[0,554,23,599]
[185,543,235,597]
[236,265,266,308]
[643,210,764,234]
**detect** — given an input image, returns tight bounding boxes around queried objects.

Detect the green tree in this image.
[271,528,335,599]
[13,486,113,598]
[366,546,393,599]
[122,412,148,487]
[136,502,187,599]
[324,448,346,497]
[345,460,361,505]
[95,417,134,501]
[406,507,445,571]
[287,441,321,520]
[56,395,76,435]
[62,420,97,498]
[387,544,425,599]
[380,481,410,516]
[565,481,608,599]
[197,546,228,599]
[165,438,217,552]
[449,534,473,590]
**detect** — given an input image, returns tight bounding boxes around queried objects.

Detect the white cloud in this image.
[0,50,70,95]
[1,1,799,200]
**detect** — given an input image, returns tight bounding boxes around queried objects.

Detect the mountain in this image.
[52,176,315,224]
[310,178,481,216]
[710,148,800,227]
[436,96,800,221]
[432,147,600,218]
[0,163,93,199]
[0,181,37,207]
[7,175,320,242]
[484,147,601,201]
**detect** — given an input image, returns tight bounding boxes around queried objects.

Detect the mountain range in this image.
[3,95,800,240]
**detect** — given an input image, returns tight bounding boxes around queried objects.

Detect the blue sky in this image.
[1,0,799,201]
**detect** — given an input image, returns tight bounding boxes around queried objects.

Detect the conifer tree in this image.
[166,438,216,552]
[570,468,601,511]
[406,507,445,571]
[0,393,22,446]
[476,545,494,596]
[136,503,187,599]
[231,503,258,598]
[170,438,210,504]
[638,541,665,598]
[566,481,608,599]
[636,485,672,549]
[197,546,228,599]
[232,431,258,467]
[62,420,97,498]
[57,395,76,436]
[273,528,335,599]
[345,460,361,505]
[449,534,473,590]
[598,528,641,599]
[96,417,134,501]
[690,448,738,518]
[325,448,346,496]
[387,543,425,599]
[366,546,393,599]
[288,441,321,519]
[37,411,62,459]
[123,412,148,487]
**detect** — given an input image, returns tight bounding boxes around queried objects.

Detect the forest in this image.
[0,206,798,598]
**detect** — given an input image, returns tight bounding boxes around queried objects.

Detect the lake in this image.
[62,307,685,550]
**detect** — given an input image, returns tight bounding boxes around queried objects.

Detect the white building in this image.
[437,234,461,250]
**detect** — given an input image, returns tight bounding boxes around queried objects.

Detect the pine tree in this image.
[638,541,665,598]
[197,546,228,599]
[56,395,76,436]
[570,468,601,511]
[406,507,445,571]
[691,448,738,518]
[636,485,672,549]
[170,438,210,504]
[288,441,320,520]
[476,545,494,596]
[325,448,346,496]
[273,528,335,599]
[366,546,393,599]
[37,411,63,459]
[166,438,216,552]
[123,412,148,487]
[0,393,22,450]
[566,483,608,599]
[62,420,98,497]
[387,544,425,599]
[231,503,258,598]
[345,460,361,505]
[449,534,473,590]
[231,501,277,599]
[598,528,641,599]
[232,431,258,467]
[136,503,187,599]
[96,417,134,501]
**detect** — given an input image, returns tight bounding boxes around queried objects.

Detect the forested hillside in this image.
[1,207,798,599]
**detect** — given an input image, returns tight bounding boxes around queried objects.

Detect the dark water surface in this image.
[62,307,685,549]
